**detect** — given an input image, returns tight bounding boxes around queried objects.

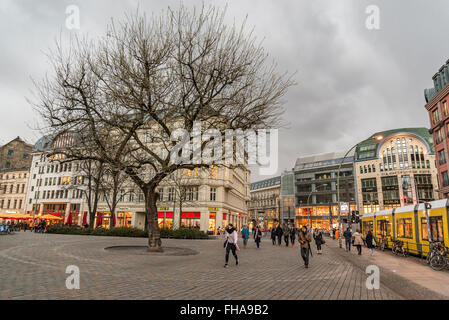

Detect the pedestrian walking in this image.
[283,224,290,247]
[290,225,297,247]
[224,223,239,267]
[241,225,250,249]
[332,228,335,240]
[270,227,276,245]
[343,227,352,252]
[313,228,324,254]
[276,224,283,246]
[254,226,262,248]
[298,226,313,268]
[353,229,363,255]
[365,230,375,255]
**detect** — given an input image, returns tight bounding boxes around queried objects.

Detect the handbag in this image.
[321,239,326,244]
[223,240,228,248]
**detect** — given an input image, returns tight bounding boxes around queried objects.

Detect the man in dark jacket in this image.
[276,224,283,246]
[343,227,352,252]
[270,227,276,245]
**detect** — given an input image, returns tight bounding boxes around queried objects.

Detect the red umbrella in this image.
[66,213,72,225]
[96,212,102,228]
[112,212,116,227]
[82,212,87,226]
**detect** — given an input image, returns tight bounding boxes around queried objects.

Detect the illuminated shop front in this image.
[222,213,227,228]
[117,212,133,227]
[158,211,173,229]
[208,212,216,233]
[295,204,356,230]
[181,212,201,228]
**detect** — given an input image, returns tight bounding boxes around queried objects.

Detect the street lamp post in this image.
[336,135,383,248]
[307,183,328,228]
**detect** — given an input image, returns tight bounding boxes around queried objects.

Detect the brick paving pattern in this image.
[0,232,447,299]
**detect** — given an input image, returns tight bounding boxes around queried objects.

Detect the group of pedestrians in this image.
[342,227,375,255]
[222,222,327,269]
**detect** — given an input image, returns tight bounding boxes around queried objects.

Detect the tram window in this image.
[376,220,391,237]
[362,221,373,236]
[421,217,444,242]
[397,218,413,239]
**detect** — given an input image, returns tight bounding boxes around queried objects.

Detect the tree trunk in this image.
[145,188,163,252]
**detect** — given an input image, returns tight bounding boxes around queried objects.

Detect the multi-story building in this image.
[0,136,33,170]
[24,134,90,223]
[294,152,356,230]
[280,170,295,225]
[0,168,29,214]
[355,128,439,214]
[248,176,281,229]
[26,133,250,233]
[425,59,449,198]
[100,165,250,234]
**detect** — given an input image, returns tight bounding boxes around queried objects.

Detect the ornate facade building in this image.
[24,133,250,233]
[355,128,439,214]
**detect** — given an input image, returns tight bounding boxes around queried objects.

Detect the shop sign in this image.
[340,202,349,213]
[159,207,170,211]
[208,207,219,211]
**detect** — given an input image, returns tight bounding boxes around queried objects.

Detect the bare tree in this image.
[31,4,293,251]
[100,165,132,229]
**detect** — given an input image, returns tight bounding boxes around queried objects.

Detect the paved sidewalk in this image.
[0,232,444,299]
[326,237,449,298]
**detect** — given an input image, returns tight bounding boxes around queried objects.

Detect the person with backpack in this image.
[224,223,239,268]
[343,227,352,252]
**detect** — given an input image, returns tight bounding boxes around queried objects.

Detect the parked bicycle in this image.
[392,239,407,257]
[377,235,388,251]
[426,241,444,265]
[427,242,448,271]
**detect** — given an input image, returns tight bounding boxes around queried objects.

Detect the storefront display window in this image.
[208,212,216,233]
[181,212,201,228]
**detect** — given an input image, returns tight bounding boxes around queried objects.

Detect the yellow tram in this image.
[361,199,448,256]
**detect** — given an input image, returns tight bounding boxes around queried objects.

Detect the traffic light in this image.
[355,210,360,223]
[351,210,356,223]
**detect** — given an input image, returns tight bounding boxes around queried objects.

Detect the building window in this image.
[442,171,449,187]
[168,187,175,201]
[443,101,448,117]
[7,149,13,156]
[433,108,440,124]
[435,129,443,144]
[438,149,446,165]
[158,188,164,201]
[210,187,217,201]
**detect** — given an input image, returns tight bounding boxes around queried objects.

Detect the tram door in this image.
[376,219,391,240]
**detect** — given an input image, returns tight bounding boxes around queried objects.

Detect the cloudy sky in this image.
[1,0,449,181]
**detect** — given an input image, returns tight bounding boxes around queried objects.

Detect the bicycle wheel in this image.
[430,254,446,271]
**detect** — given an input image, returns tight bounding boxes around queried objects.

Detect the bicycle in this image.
[392,239,407,257]
[378,235,388,251]
[429,244,448,271]
[426,241,444,265]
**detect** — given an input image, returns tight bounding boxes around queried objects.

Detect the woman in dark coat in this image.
[313,228,324,254]
[365,230,375,255]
